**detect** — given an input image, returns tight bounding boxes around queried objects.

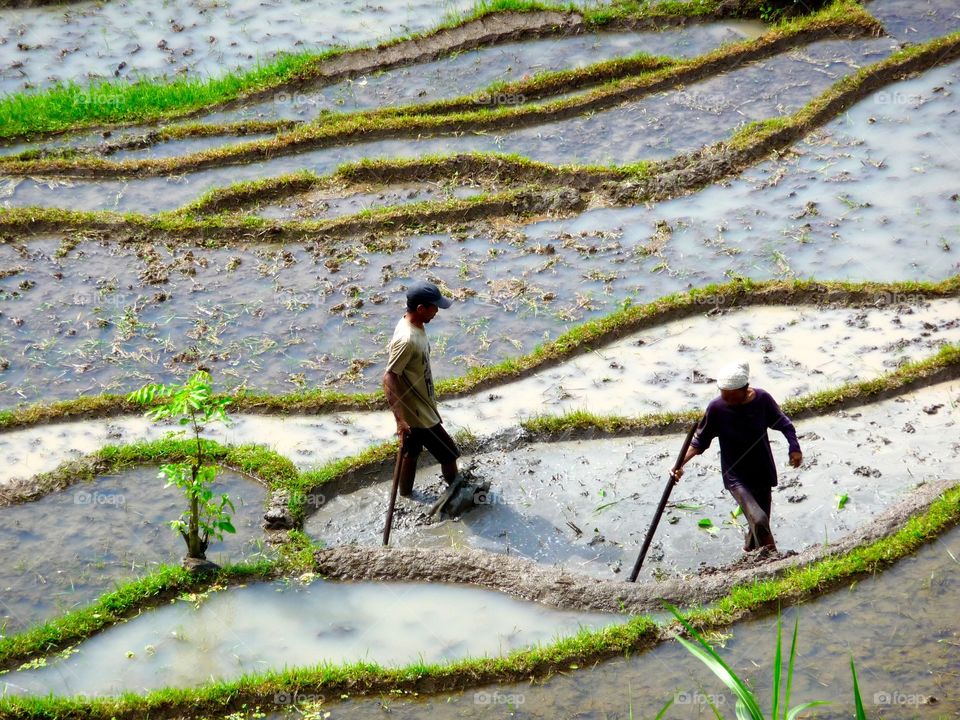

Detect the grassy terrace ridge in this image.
[0,0,837,142]
[0,482,957,720]
[175,154,624,216]
[0,437,300,507]
[0,2,880,178]
[0,183,587,245]
[0,276,958,430]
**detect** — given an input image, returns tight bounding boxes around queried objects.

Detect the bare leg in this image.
[441,461,458,484]
[398,452,418,497]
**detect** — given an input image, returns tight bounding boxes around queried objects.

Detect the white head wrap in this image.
[717,361,750,390]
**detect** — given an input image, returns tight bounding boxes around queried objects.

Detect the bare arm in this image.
[383,370,411,438]
[671,445,702,481]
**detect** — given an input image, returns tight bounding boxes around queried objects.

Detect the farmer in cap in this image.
[383,280,460,497]
[671,361,802,553]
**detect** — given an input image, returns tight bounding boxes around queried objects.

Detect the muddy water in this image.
[1,300,957,486]
[305,380,960,579]
[198,22,768,124]
[0,578,621,697]
[0,0,475,96]
[869,0,960,43]
[2,59,959,404]
[0,465,267,634]
[49,36,896,172]
[267,524,960,720]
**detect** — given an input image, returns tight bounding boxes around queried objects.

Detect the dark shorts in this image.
[403,423,461,465]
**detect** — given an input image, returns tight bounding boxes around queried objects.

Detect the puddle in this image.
[0,465,268,634]
[32,36,899,176]
[305,380,960,578]
[106,132,279,161]
[194,22,769,124]
[0,577,620,697]
[270,523,960,719]
[0,298,957,485]
[0,0,475,96]
[868,0,960,43]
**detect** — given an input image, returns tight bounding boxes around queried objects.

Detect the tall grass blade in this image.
[772,611,783,720]
[654,696,674,719]
[782,614,800,719]
[667,603,764,720]
[850,657,868,720]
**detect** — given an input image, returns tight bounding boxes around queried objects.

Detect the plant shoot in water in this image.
[129,370,235,562]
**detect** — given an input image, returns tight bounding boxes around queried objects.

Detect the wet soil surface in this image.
[2,48,959,407]
[0,465,268,634]
[2,299,956,487]
[868,0,960,43]
[305,380,960,579]
[255,181,487,221]
[295,522,960,720]
[0,0,474,96]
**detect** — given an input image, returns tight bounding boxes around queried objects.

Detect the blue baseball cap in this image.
[406,280,452,310]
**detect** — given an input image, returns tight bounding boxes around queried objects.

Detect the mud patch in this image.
[307,380,960,579]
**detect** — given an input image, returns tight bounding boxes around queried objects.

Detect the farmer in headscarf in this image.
[671,361,802,553]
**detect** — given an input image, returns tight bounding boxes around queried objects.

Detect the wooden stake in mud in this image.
[382,439,406,546]
[627,419,700,583]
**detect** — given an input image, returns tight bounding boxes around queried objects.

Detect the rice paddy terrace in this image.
[0,0,959,718]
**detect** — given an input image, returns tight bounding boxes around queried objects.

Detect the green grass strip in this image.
[0,482,956,720]
[0,276,958,430]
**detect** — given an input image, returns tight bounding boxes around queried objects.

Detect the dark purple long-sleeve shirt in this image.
[690,388,801,490]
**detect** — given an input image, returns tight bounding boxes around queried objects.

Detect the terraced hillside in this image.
[1,0,958,718]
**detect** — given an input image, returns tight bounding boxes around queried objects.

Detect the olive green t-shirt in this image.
[385,316,441,428]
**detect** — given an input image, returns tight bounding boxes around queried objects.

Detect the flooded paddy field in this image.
[0,0,475,96]
[2,48,959,405]
[305,380,960,578]
[1,578,621,696]
[0,465,267,634]
[25,35,899,166]
[283,522,960,720]
[0,299,957,484]
[203,21,768,124]
[1,0,959,716]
